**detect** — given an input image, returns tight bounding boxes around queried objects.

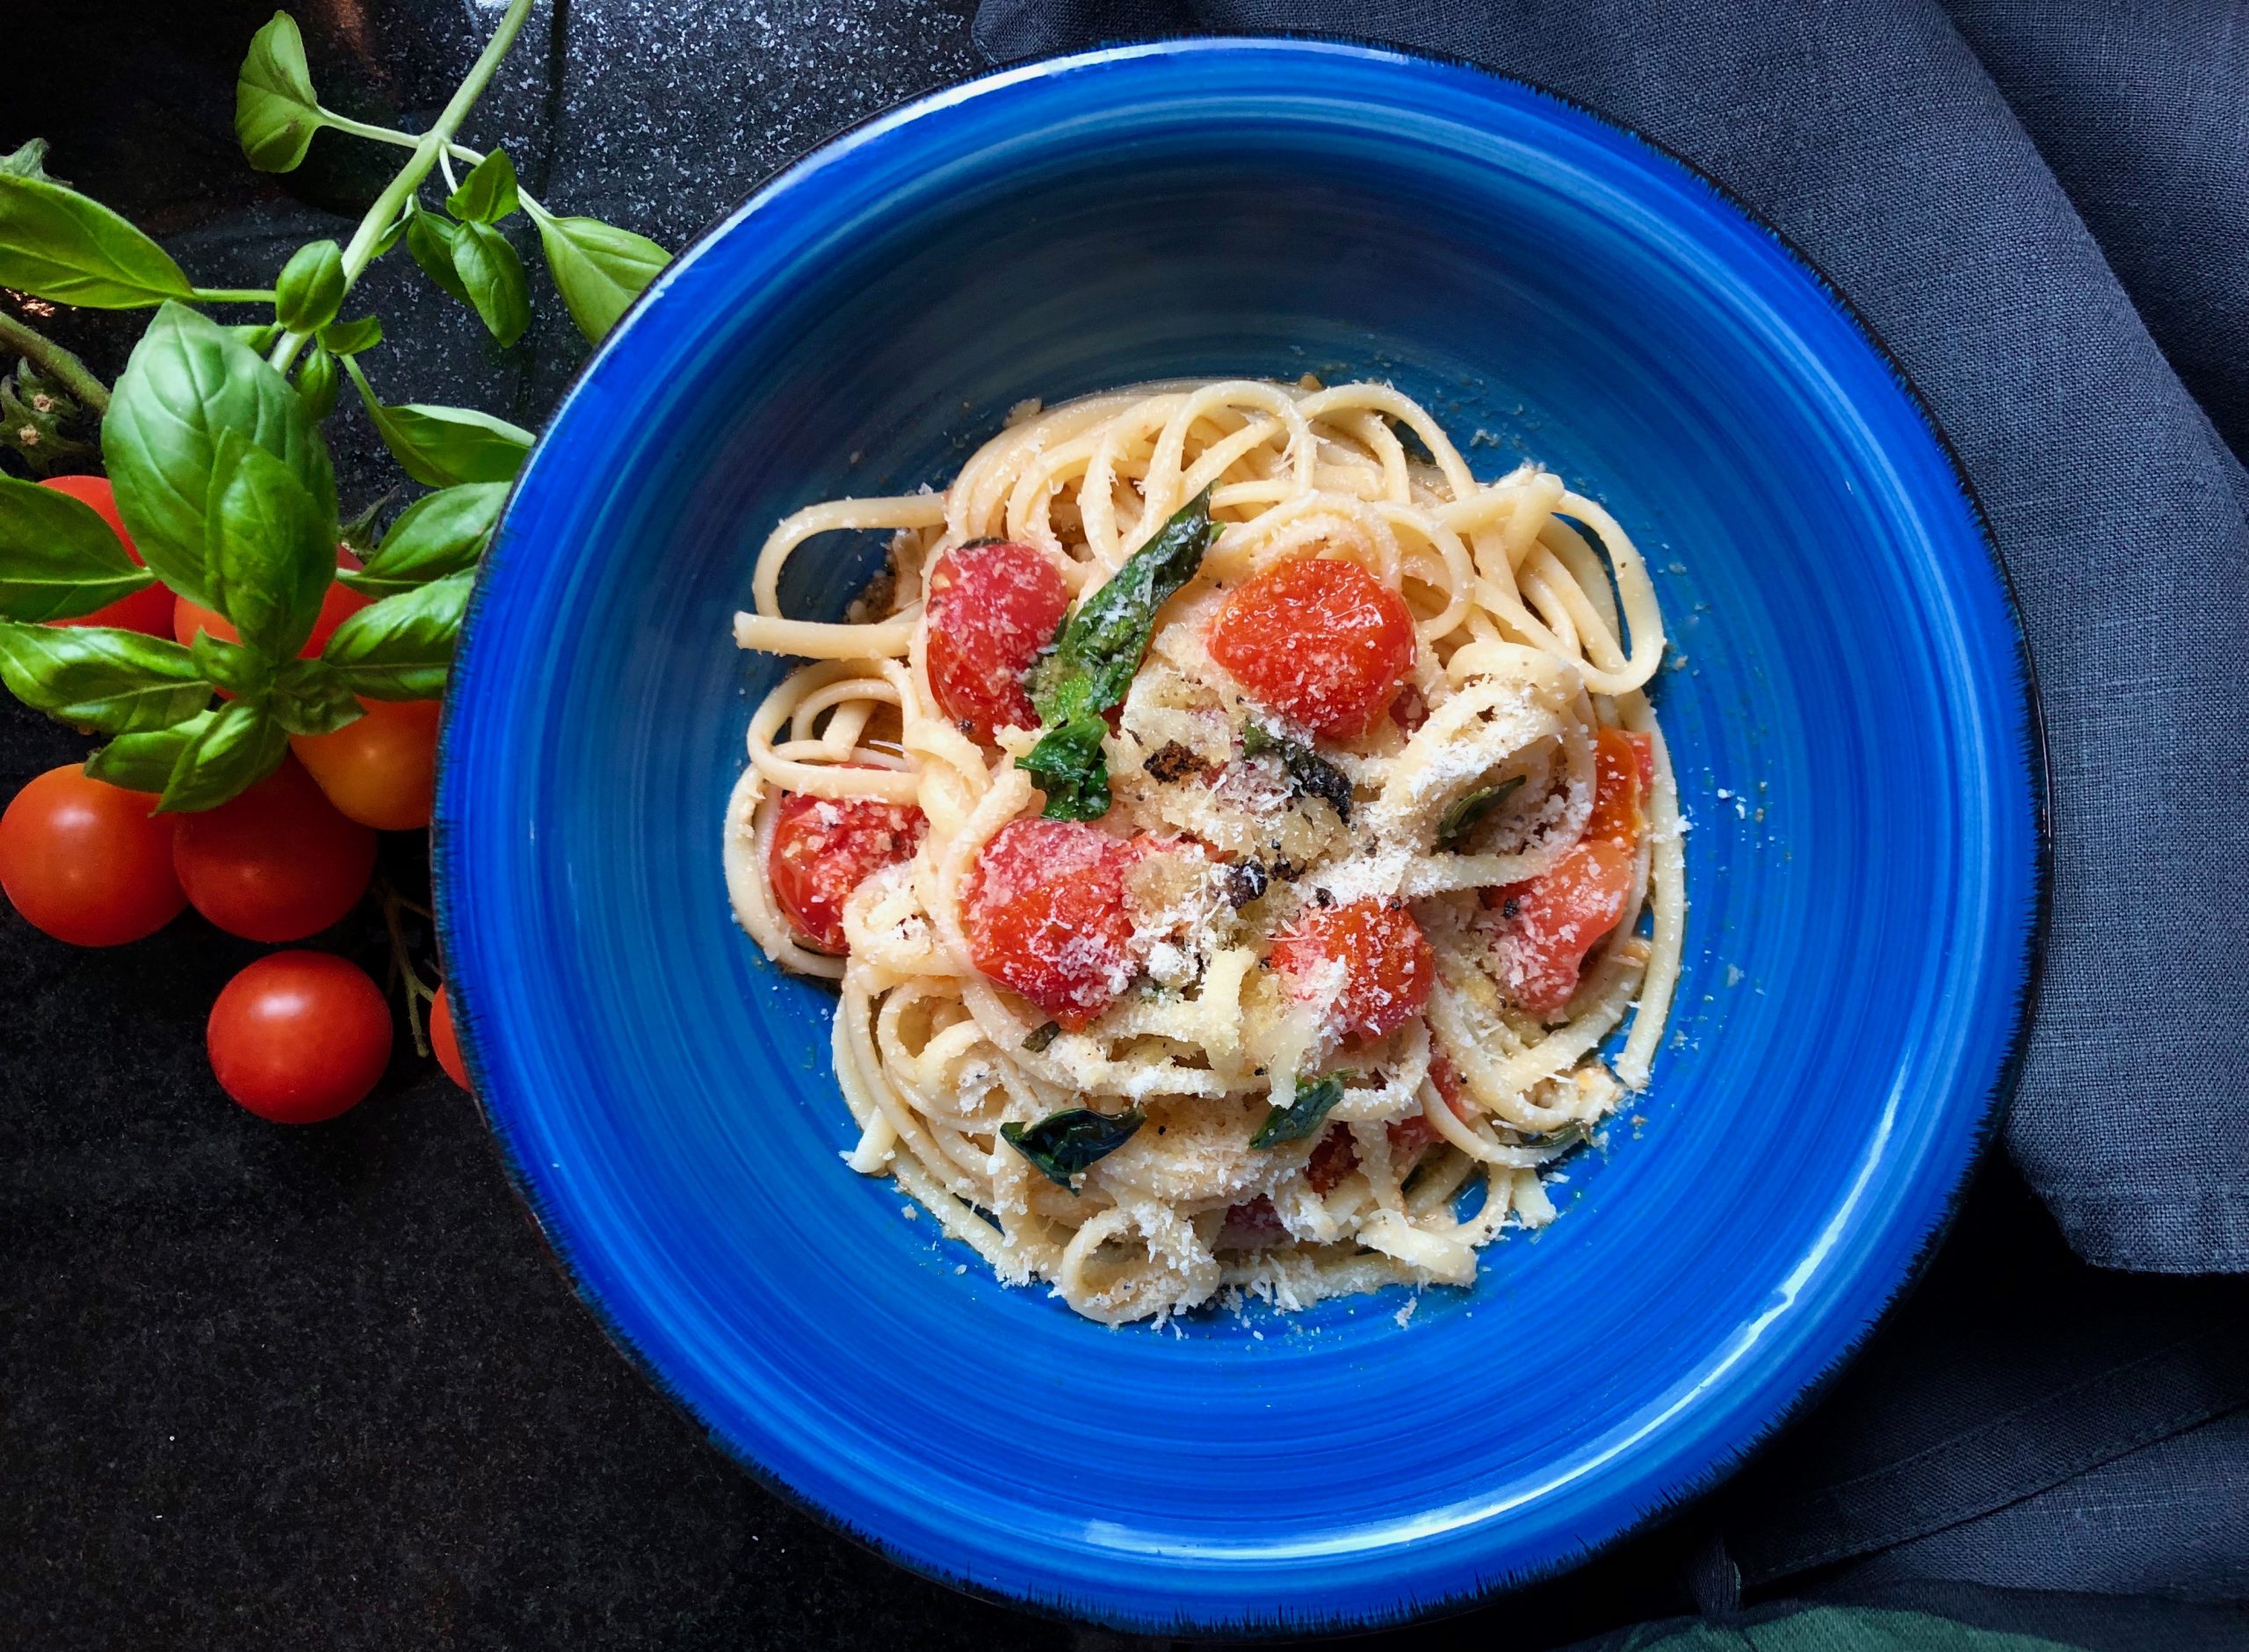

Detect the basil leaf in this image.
[369,209,409,260]
[1020,1021,1062,1053]
[532,213,669,342]
[295,344,339,421]
[319,314,382,357]
[2,138,64,185]
[228,322,282,354]
[336,488,397,561]
[1436,776,1526,850]
[271,656,364,735]
[404,207,472,307]
[347,362,532,487]
[235,10,325,173]
[1251,1071,1355,1150]
[206,427,334,660]
[319,569,470,699]
[274,238,344,333]
[340,480,503,597]
[84,715,210,793]
[451,220,530,347]
[1241,722,1354,824]
[103,302,336,605]
[155,698,289,812]
[1000,1107,1144,1190]
[0,621,207,732]
[188,630,273,699]
[445,148,519,225]
[0,475,153,621]
[0,175,196,308]
[1018,712,1111,822]
[1017,488,1216,820]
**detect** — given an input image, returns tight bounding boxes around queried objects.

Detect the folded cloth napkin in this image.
[975,0,2249,1275]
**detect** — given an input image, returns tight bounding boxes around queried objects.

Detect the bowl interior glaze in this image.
[437,40,2042,1634]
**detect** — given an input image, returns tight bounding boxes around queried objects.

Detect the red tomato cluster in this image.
[1,477,470,1122]
[923,540,1070,739]
[1206,556,1417,739]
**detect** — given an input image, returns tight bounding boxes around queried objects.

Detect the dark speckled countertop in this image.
[4,4,2245,1648]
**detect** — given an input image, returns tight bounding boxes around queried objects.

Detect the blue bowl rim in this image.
[430,33,2055,1637]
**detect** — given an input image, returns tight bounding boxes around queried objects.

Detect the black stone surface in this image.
[4,4,2245,1648]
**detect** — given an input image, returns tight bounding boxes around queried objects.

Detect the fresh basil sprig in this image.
[1240,721,1354,824]
[0,478,154,620]
[341,482,504,598]
[1251,1070,1356,1150]
[1436,776,1526,850]
[1001,1107,1146,1190]
[0,623,209,732]
[1018,488,1219,820]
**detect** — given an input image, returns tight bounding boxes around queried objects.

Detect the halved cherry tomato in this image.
[924,540,1071,740]
[0,765,184,945]
[207,950,391,1123]
[174,545,371,656]
[1206,557,1416,739]
[1484,728,1648,1019]
[1306,1052,1478,1188]
[40,475,176,638]
[767,789,927,955]
[430,984,471,1091]
[291,698,440,831]
[1269,896,1433,1042]
[963,817,1137,1029]
[171,758,377,942]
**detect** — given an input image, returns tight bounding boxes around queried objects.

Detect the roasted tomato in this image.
[1205,556,1416,739]
[1269,895,1433,1042]
[766,790,927,955]
[923,539,1071,740]
[962,817,1138,1029]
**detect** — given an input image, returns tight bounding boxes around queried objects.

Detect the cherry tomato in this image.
[0,765,184,945]
[291,698,440,831]
[1306,1124,1358,1192]
[1483,730,1646,1018]
[40,475,176,638]
[1206,557,1416,739]
[924,540,1071,740]
[207,950,391,1123]
[766,789,927,955]
[1389,1051,1479,1161]
[1269,896,1433,1042]
[430,984,471,1091]
[171,758,377,941]
[174,545,371,656]
[963,817,1137,1029]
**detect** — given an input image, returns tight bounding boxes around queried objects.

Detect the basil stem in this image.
[1017,488,1219,821]
[1001,1107,1145,1190]
[1436,775,1526,849]
[1251,1070,1356,1150]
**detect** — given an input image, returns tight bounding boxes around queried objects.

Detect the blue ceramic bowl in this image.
[437,39,2043,1634]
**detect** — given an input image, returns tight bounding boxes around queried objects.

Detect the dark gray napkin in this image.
[974,0,2249,1276]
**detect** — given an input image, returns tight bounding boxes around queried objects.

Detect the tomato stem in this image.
[377,878,440,1060]
[0,309,109,414]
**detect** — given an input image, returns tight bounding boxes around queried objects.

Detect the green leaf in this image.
[341,480,503,597]
[205,427,336,659]
[369,210,409,259]
[319,569,470,699]
[84,716,209,793]
[1000,1107,1144,1190]
[295,344,339,420]
[103,302,336,606]
[344,357,530,487]
[1251,1071,1355,1150]
[228,321,283,353]
[318,314,382,356]
[235,11,325,173]
[0,621,207,732]
[0,175,196,308]
[153,698,289,811]
[1240,721,1354,824]
[404,207,472,307]
[1,138,65,186]
[445,148,519,225]
[188,630,274,699]
[274,238,344,333]
[1017,487,1215,820]
[0,476,153,621]
[1436,776,1526,850]
[336,488,397,560]
[271,656,363,734]
[532,213,669,342]
[452,220,530,347]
